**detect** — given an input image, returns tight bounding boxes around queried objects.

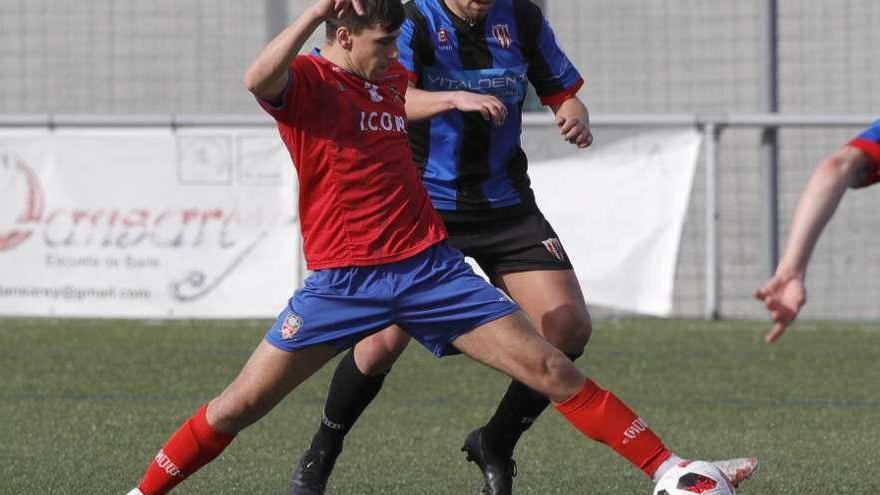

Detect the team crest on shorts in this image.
[281,313,304,340]
[542,238,566,262]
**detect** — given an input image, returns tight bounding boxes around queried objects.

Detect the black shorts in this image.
[442,209,574,276]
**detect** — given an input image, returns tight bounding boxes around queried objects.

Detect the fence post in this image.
[703,122,721,320]
[760,0,780,276]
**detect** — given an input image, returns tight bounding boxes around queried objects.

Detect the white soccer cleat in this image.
[710,457,759,488]
[125,488,145,495]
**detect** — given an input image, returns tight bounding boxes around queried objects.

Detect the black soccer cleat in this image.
[288,444,341,495]
[461,427,517,495]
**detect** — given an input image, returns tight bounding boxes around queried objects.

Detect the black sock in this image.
[481,352,583,459]
[310,349,389,452]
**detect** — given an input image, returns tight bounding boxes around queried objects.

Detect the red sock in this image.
[138,404,236,495]
[555,380,672,478]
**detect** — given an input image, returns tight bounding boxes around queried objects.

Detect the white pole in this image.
[704,123,721,320]
[760,0,780,276]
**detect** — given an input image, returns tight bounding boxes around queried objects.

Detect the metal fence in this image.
[1,0,879,319]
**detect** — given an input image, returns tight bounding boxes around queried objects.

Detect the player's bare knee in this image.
[358,351,401,375]
[541,305,592,354]
[354,331,410,375]
[576,311,593,349]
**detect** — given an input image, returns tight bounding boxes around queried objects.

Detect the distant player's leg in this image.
[463,269,591,493]
[129,341,338,495]
[450,212,592,494]
[289,326,410,495]
[451,313,676,482]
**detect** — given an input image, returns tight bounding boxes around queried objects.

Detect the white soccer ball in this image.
[652,460,735,495]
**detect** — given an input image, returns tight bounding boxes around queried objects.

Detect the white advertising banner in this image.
[528,129,702,316]
[0,129,300,318]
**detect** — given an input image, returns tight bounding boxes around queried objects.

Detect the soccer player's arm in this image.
[520,2,591,148]
[404,86,508,125]
[755,130,880,343]
[244,1,364,118]
[398,12,506,124]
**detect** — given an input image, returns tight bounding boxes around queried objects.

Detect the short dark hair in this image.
[325,0,406,40]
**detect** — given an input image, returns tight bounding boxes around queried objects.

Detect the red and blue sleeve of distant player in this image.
[848,120,880,187]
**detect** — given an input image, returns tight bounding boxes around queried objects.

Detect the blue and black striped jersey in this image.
[399,0,584,222]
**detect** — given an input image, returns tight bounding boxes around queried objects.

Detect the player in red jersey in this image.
[288,0,595,492]
[124,2,756,494]
[756,120,880,343]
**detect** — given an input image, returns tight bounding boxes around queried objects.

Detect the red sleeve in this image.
[256,55,319,124]
[848,138,880,188]
[539,77,584,106]
[849,138,880,167]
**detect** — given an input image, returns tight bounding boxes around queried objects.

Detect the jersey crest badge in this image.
[437,28,453,50]
[542,238,566,262]
[387,84,405,104]
[365,82,384,102]
[281,313,303,340]
[491,24,513,49]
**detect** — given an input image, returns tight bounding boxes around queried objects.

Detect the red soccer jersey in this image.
[259,53,447,270]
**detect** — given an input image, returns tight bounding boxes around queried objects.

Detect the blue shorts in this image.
[265,241,520,357]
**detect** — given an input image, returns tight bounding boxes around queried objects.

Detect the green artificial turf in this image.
[1,318,878,494]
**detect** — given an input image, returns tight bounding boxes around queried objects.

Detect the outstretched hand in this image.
[754,271,806,343]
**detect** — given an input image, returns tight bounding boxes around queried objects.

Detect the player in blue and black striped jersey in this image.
[756,120,880,344]
[399,0,590,219]
[290,1,596,494]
